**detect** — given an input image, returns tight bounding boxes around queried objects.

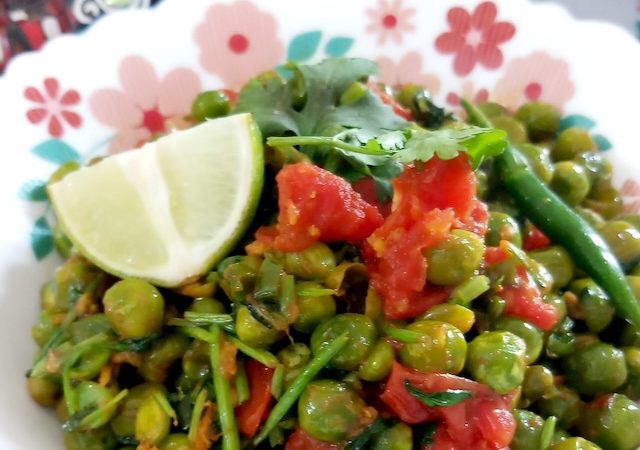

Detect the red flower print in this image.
[88,55,201,154]
[621,179,640,214]
[376,52,441,95]
[24,78,82,138]
[366,0,416,45]
[194,1,284,89]
[435,1,515,76]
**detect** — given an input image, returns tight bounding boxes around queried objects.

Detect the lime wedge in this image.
[48,113,264,286]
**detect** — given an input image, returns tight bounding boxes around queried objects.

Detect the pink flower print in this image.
[446,81,489,107]
[435,1,515,76]
[366,0,416,45]
[376,52,441,96]
[24,78,82,138]
[194,1,284,89]
[89,55,201,154]
[492,51,574,111]
[620,179,640,214]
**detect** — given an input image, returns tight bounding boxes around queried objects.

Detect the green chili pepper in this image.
[462,99,640,328]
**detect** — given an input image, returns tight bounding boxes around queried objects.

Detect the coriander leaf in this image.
[404,380,472,407]
[375,130,409,151]
[345,418,387,450]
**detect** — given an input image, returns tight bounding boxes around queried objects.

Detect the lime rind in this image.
[48,113,264,287]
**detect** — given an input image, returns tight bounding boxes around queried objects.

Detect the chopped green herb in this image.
[404,380,472,407]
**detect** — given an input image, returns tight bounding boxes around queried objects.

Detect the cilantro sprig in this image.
[404,380,473,407]
[267,126,507,171]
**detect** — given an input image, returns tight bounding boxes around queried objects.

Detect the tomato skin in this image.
[235,360,274,437]
[364,156,485,320]
[501,266,558,331]
[259,163,384,252]
[285,428,344,450]
[381,363,515,450]
[523,225,551,251]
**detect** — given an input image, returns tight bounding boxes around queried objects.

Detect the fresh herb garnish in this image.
[404,380,473,407]
[345,418,388,450]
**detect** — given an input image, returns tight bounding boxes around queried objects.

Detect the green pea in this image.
[528,246,575,289]
[31,310,57,347]
[339,81,367,106]
[298,380,373,443]
[548,437,603,450]
[235,306,284,349]
[564,341,627,395]
[514,101,560,142]
[371,422,413,450]
[358,340,394,381]
[522,365,555,401]
[511,409,544,450]
[618,214,640,231]
[620,374,640,401]
[584,181,624,219]
[186,297,225,314]
[54,258,101,311]
[599,221,640,269]
[277,343,310,370]
[282,243,336,280]
[293,282,337,332]
[419,303,475,333]
[624,347,640,376]
[49,160,80,185]
[574,207,606,229]
[492,115,528,143]
[575,151,613,184]
[578,394,640,450]
[70,348,111,380]
[104,279,164,339]
[552,429,571,444]
[135,394,171,446]
[181,339,210,387]
[477,101,507,118]
[27,376,60,406]
[546,317,576,358]
[466,331,527,394]
[52,223,73,258]
[140,333,190,383]
[486,212,522,247]
[399,320,467,374]
[190,90,230,121]
[396,83,423,108]
[426,230,485,286]
[516,143,555,184]
[622,323,640,347]
[543,294,568,323]
[494,317,543,364]
[111,383,165,437]
[552,128,595,161]
[75,381,118,429]
[63,427,117,450]
[311,314,377,371]
[569,279,614,333]
[476,169,489,199]
[550,161,591,206]
[539,386,582,429]
[159,433,192,450]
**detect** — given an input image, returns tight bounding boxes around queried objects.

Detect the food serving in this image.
[25,58,640,450]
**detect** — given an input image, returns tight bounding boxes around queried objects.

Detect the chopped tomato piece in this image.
[285,428,344,450]
[364,156,485,320]
[523,225,551,251]
[501,266,558,331]
[352,176,391,217]
[368,82,413,120]
[235,360,274,437]
[256,163,384,252]
[380,363,515,450]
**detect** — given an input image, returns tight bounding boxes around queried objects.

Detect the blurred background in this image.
[1,0,639,74]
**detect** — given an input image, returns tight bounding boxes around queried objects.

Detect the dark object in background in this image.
[0,0,162,73]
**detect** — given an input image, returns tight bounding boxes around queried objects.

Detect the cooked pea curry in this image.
[26,58,640,450]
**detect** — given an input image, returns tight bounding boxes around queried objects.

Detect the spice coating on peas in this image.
[399,320,467,374]
[298,380,375,443]
[425,229,485,286]
[466,331,527,394]
[311,313,377,371]
[564,341,628,396]
[103,279,164,339]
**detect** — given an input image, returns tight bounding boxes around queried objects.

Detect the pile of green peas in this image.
[26,84,640,450]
